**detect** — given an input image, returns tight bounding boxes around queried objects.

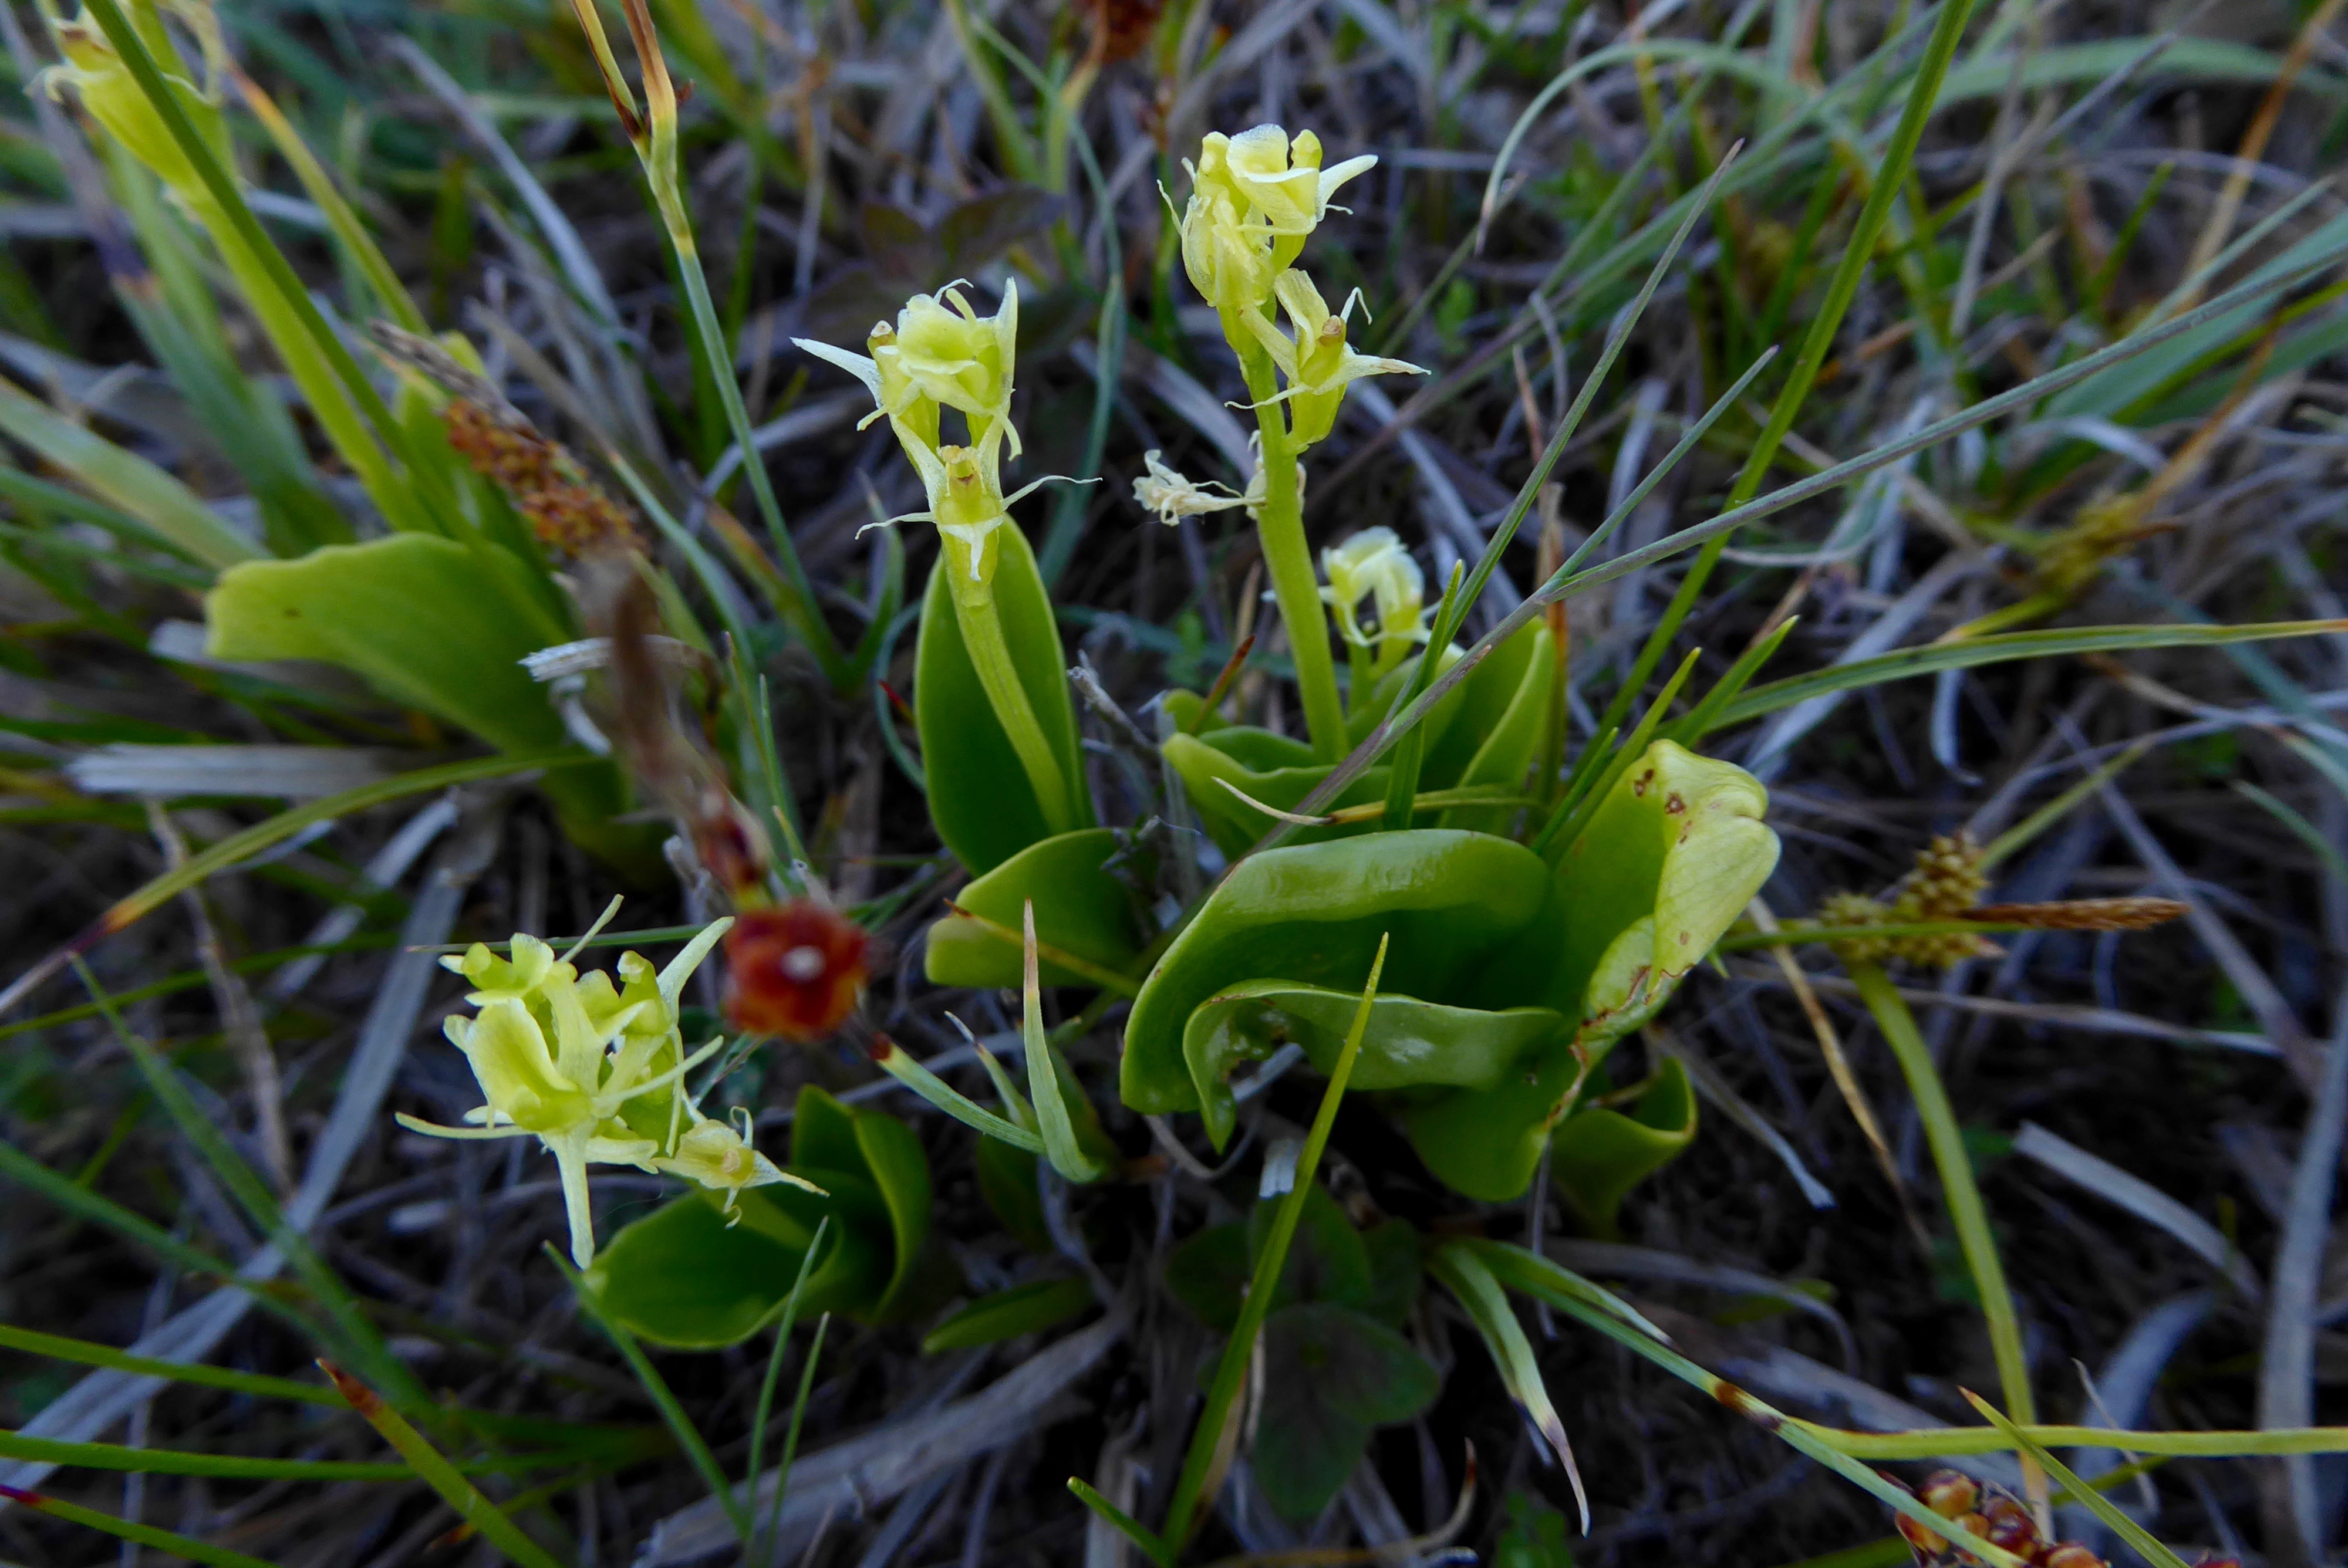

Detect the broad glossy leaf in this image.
[920,1275,1093,1353]
[1549,1056,1698,1235]
[1360,1218,1422,1328]
[206,534,569,752]
[586,1085,937,1346]
[1481,739,1777,1041]
[1397,1032,1587,1202]
[584,1170,888,1349]
[1160,730,1391,860]
[1434,624,1556,833]
[1423,622,1551,802]
[1121,830,1552,1113]
[915,521,1090,873]
[1183,978,1562,1148]
[1253,1302,1439,1522]
[850,1097,935,1319]
[923,827,1145,988]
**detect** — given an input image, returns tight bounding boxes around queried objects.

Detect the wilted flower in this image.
[1321,527,1428,676]
[725,901,872,1043]
[1245,271,1427,448]
[1132,450,1255,527]
[397,917,815,1265]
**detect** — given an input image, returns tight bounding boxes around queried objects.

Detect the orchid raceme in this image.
[396,917,818,1265]
[798,280,1087,836]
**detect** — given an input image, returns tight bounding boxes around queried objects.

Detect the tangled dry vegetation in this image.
[5,0,2348,1563]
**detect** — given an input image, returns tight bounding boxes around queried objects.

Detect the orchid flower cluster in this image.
[794,283,1061,601]
[397,914,815,1266]
[1144,125,1434,757]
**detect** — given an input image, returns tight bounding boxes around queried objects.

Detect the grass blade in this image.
[1428,1240,1587,1528]
[0,1481,282,1567]
[556,1249,753,1545]
[1158,933,1390,1556]
[1959,1391,2195,1568]
[1848,962,2040,1497]
[1712,620,2348,729]
[319,1362,569,1568]
[1023,900,1108,1182]
[868,1036,1046,1153]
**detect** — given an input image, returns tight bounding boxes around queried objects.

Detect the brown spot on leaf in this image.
[1711,1380,1783,1431]
[1665,792,1686,814]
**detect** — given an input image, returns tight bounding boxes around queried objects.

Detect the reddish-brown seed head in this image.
[1920,1470,1980,1519]
[724,902,871,1043]
[2042,1546,2108,1568]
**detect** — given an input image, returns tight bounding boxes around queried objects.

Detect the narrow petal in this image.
[656,915,736,1012]
[793,338,885,405]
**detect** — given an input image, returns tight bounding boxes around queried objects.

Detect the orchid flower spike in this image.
[396,914,815,1266]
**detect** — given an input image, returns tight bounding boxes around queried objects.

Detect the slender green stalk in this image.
[746,1218,828,1566]
[1824,1422,2348,1461]
[1849,961,2040,1493]
[1159,934,1389,1556]
[0,1428,569,1481]
[950,585,1076,833]
[0,1481,282,1568]
[764,1311,829,1553]
[1531,646,1701,858]
[0,1323,339,1406]
[1239,341,1348,762]
[1599,0,1983,744]
[319,1362,569,1568]
[558,1248,754,1545]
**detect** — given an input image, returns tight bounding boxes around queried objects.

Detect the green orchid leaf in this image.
[1182,979,1563,1149]
[1122,830,1552,1113]
[1253,1302,1439,1522]
[1396,1032,1587,1202]
[582,1170,888,1349]
[585,1084,939,1346]
[788,1082,865,1173]
[205,534,568,753]
[1549,1056,1699,1236]
[1247,1181,1372,1313]
[915,521,1089,873]
[1165,1221,1250,1333]
[920,1275,1095,1353]
[924,827,1145,988]
[848,1095,937,1320]
[1160,731,1391,860]
[1483,738,1779,1041]
[1433,624,1557,833]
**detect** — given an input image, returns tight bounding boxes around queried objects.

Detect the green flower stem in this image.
[653,204,848,690]
[947,563,1075,835]
[1850,959,2043,1495]
[1237,337,1347,763]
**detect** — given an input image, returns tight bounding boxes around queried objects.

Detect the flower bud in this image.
[1321,526,1428,674]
